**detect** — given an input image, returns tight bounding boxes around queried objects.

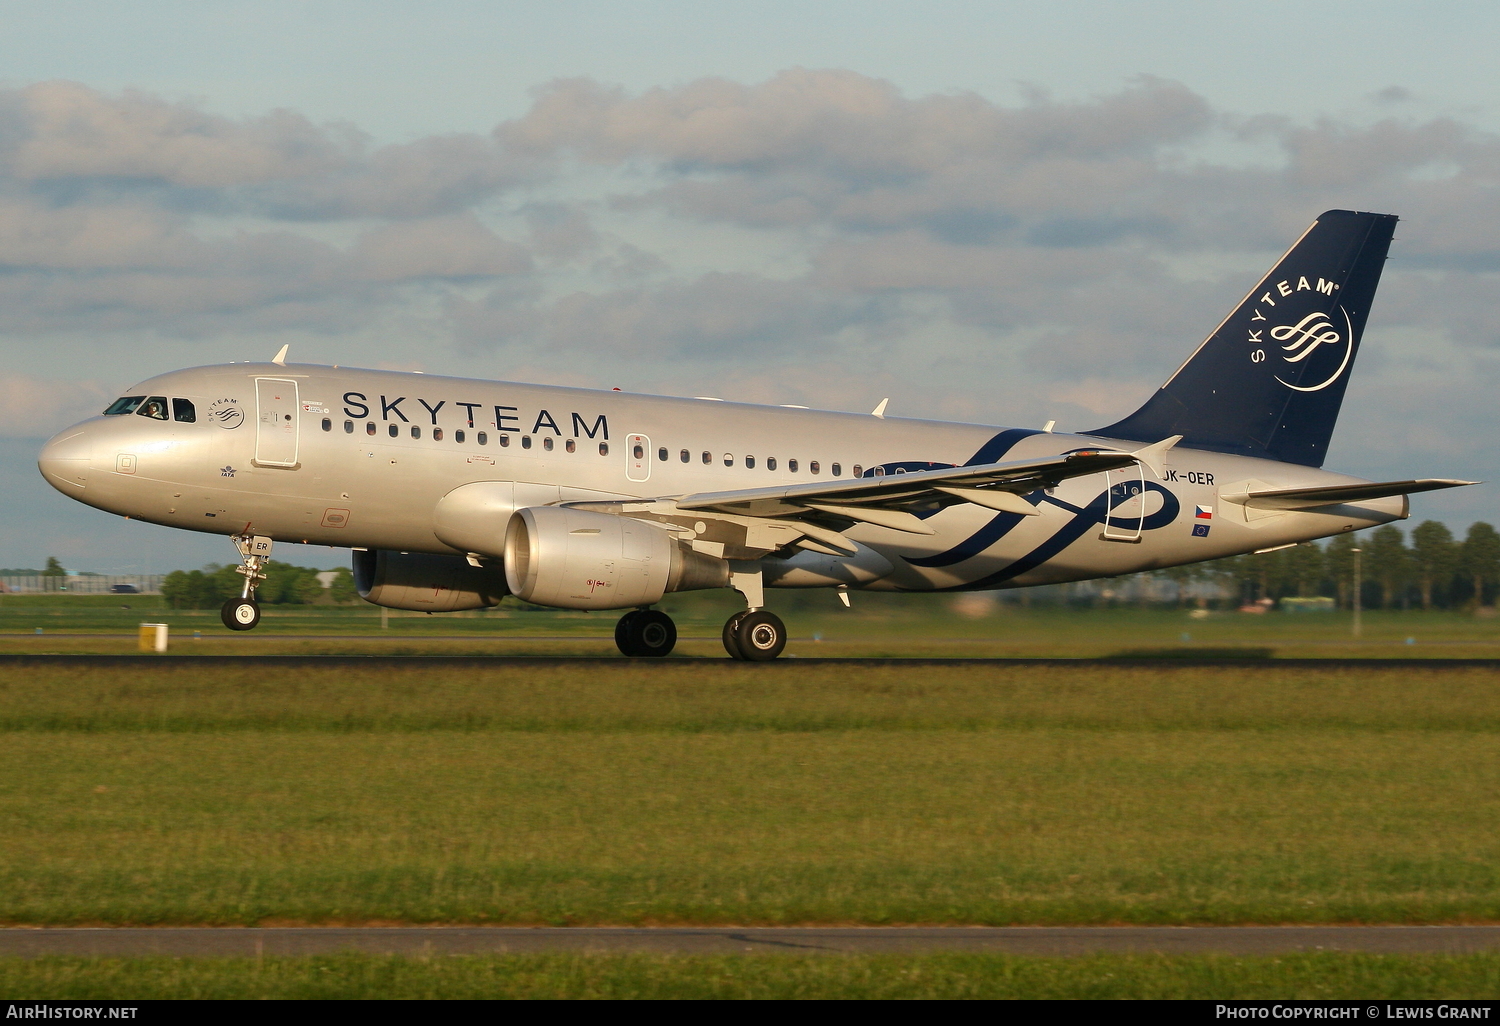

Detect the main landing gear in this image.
[615,608,678,657]
[221,534,273,632]
[722,609,787,661]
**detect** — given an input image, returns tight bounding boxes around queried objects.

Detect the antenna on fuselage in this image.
[871,398,889,419]
[272,344,289,366]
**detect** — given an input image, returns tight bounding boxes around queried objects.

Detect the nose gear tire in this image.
[221,598,260,631]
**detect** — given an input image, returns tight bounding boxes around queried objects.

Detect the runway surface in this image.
[2,653,1499,668]
[3,927,1499,957]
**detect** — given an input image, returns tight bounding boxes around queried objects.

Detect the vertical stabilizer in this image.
[1091,210,1398,467]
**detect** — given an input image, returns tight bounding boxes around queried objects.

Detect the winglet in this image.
[272,344,289,366]
[1130,434,1182,480]
[871,398,889,419]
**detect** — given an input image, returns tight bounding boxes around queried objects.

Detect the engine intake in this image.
[353,549,507,612]
[504,506,728,610]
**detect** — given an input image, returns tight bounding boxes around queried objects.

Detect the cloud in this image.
[0,69,1496,502]
[0,374,110,439]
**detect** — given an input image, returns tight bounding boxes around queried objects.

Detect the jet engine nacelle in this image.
[353,549,508,612]
[504,506,728,610]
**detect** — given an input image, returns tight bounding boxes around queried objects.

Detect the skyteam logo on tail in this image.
[1246,274,1353,393]
[1270,307,1354,392]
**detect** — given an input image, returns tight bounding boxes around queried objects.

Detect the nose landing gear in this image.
[221,534,272,632]
[615,608,677,657]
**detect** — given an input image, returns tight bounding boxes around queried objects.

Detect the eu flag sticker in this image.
[1192,524,1210,537]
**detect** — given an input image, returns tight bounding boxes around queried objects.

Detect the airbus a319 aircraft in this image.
[37,210,1475,659]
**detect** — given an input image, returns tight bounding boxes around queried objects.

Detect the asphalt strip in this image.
[2,927,1500,957]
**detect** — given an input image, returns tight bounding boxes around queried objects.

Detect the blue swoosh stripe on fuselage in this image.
[903,427,1046,567]
[905,500,1037,567]
[945,483,1181,591]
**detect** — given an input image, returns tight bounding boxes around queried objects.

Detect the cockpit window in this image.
[137,396,171,420]
[103,396,145,416]
[136,397,170,421]
[172,398,196,423]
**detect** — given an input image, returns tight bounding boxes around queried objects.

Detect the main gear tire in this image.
[221,598,261,631]
[722,610,752,660]
[616,609,677,657]
[616,609,676,657]
[615,609,645,655]
[733,610,786,661]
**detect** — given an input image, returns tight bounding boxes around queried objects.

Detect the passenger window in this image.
[388,424,398,438]
[565,439,575,453]
[321,418,331,432]
[810,461,820,474]
[680,449,689,463]
[702,451,711,464]
[411,426,421,439]
[832,463,842,476]
[874,467,885,477]
[745,455,755,469]
[521,435,531,449]
[543,436,553,451]
[788,459,798,473]
[767,457,777,471]
[455,429,465,443]
[367,422,376,436]
[633,443,644,459]
[104,396,146,416]
[658,447,667,462]
[599,442,609,456]
[344,420,354,433]
[433,428,444,441]
[173,399,196,423]
[724,454,733,466]
[478,432,489,445]
[854,465,864,477]
[136,397,169,421]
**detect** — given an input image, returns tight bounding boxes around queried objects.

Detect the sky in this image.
[2,0,1498,572]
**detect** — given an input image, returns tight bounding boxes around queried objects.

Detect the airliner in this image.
[37,210,1474,659]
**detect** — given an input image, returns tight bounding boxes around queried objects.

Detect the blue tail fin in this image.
[1090,209,1398,468]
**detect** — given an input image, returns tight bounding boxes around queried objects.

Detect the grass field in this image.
[2,660,1499,926]
[2,592,1499,658]
[3,952,1499,999]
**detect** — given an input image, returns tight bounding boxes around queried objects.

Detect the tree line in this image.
[161,563,358,609]
[1161,521,1500,610]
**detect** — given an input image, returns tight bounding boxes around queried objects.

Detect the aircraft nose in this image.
[38,425,92,492]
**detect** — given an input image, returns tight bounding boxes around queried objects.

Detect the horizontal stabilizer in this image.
[1222,478,1477,511]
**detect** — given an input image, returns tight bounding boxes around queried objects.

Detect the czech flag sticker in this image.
[1195,505,1213,520]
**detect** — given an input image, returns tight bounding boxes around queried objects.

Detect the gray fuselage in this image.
[38,362,1405,593]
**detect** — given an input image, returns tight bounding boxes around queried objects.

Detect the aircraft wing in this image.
[675,449,1138,521]
[564,448,1139,558]
[1222,478,1478,511]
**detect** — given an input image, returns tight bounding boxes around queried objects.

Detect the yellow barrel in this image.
[138,623,168,653]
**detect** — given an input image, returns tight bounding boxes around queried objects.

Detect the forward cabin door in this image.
[254,378,300,468]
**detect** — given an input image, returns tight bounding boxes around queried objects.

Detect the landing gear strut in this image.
[721,563,786,660]
[615,608,677,657]
[221,534,272,632]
